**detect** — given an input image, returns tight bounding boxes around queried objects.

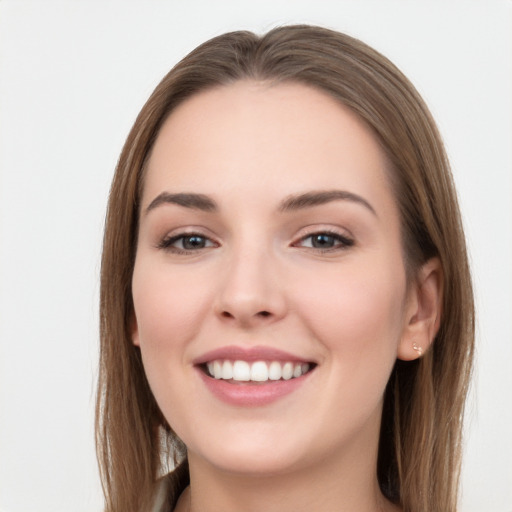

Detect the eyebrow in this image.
[145,192,217,214]
[279,190,377,216]
[144,189,376,217]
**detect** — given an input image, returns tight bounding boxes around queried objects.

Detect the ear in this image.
[397,257,443,361]
[131,313,140,347]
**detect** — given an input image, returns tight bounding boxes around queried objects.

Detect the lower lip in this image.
[197,368,312,407]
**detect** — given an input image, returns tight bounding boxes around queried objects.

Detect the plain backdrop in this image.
[0,1,511,511]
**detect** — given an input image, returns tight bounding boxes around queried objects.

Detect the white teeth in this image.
[222,360,233,379]
[282,362,293,380]
[206,359,312,382]
[213,360,223,379]
[250,361,268,381]
[232,361,250,381]
[268,361,282,381]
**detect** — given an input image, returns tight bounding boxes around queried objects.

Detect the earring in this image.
[412,342,423,357]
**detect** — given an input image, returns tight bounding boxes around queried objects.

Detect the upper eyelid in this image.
[156,231,219,251]
[290,227,356,252]
[159,226,218,240]
[163,232,216,242]
[295,232,353,245]
[291,225,354,242]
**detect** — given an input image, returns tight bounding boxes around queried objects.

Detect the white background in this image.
[0,1,511,511]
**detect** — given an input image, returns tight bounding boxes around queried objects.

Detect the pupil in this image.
[183,236,205,249]
[312,234,334,248]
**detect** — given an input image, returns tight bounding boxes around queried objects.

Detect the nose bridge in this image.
[215,236,285,325]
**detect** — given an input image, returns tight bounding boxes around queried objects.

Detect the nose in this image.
[214,246,287,328]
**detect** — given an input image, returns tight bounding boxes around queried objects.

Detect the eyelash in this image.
[157,230,354,255]
[294,230,354,252]
[157,233,217,254]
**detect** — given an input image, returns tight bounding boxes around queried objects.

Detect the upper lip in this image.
[193,345,314,365]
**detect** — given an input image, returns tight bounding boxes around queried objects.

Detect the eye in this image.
[296,231,354,251]
[158,233,217,253]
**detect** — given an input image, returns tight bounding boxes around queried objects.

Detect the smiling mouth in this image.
[201,360,315,383]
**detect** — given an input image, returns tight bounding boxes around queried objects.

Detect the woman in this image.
[96,25,474,512]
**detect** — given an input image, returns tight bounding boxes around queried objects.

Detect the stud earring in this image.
[412,342,423,357]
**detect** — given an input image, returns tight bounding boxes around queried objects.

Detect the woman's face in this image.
[132,81,416,475]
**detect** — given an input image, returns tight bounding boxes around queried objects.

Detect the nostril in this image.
[218,309,274,322]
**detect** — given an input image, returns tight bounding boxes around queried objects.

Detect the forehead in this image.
[143,81,394,212]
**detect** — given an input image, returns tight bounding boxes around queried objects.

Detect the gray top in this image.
[151,478,169,512]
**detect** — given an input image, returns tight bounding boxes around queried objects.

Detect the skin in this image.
[131,81,442,512]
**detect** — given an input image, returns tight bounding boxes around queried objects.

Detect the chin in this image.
[195,445,306,477]
[184,423,311,476]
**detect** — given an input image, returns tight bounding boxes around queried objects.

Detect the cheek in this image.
[293,262,406,365]
[131,262,215,428]
[131,261,212,367]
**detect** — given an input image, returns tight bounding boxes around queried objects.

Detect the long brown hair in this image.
[96,25,474,512]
